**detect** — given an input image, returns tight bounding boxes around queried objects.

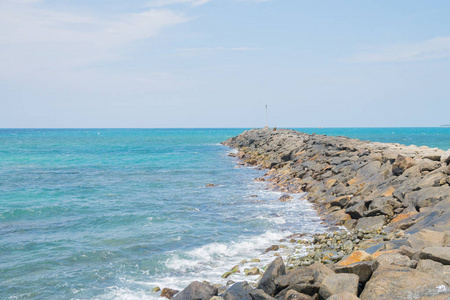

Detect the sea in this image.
[1,128,449,299]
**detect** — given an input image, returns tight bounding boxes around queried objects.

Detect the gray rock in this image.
[345,202,367,219]
[441,149,450,164]
[308,262,335,284]
[407,229,447,250]
[283,290,313,300]
[249,289,276,300]
[416,259,450,286]
[355,216,386,231]
[374,252,416,268]
[334,260,378,283]
[223,282,253,300]
[256,257,286,296]
[419,247,450,265]
[172,281,218,300]
[327,292,360,300]
[274,267,314,289]
[392,154,415,175]
[360,265,447,300]
[418,159,442,172]
[319,274,359,299]
[274,283,320,299]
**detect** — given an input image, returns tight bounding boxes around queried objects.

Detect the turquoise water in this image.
[1,128,449,299]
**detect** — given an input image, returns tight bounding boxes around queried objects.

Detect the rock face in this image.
[223,281,254,300]
[420,247,450,265]
[172,281,218,300]
[256,257,286,296]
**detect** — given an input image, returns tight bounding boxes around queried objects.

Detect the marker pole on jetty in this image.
[264,105,269,129]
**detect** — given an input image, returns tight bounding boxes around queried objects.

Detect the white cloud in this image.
[0,1,189,83]
[348,37,450,63]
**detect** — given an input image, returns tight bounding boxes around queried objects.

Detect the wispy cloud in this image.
[146,0,211,8]
[177,46,262,56]
[348,37,450,63]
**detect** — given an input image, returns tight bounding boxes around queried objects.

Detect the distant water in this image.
[1,128,449,299]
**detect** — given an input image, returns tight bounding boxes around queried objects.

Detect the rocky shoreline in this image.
[158,128,450,300]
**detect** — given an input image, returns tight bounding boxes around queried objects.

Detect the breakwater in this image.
[161,128,450,300]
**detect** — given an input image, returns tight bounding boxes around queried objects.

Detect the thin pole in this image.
[265,105,269,128]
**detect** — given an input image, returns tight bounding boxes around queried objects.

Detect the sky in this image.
[1,0,450,128]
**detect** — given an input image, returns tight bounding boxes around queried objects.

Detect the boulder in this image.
[360,265,447,300]
[172,281,218,300]
[345,202,367,219]
[319,274,359,300]
[161,288,180,299]
[407,229,447,250]
[223,281,253,300]
[441,150,450,164]
[416,259,450,286]
[249,289,276,300]
[334,260,378,283]
[419,247,450,265]
[279,194,294,202]
[327,292,360,300]
[355,216,386,231]
[256,257,286,296]
[308,262,335,284]
[337,250,373,266]
[374,252,416,268]
[274,283,320,299]
[283,290,313,300]
[274,267,315,289]
[392,155,415,175]
[418,159,442,173]
[404,186,450,209]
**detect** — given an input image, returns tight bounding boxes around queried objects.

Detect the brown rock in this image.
[407,229,447,250]
[392,154,415,175]
[337,250,373,266]
[279,194,294,202]
[419,247,450,265]
[327,292,360,300]
[284,290,313,300]
[161,288,179,299]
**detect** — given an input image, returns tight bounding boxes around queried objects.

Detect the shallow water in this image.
[1,128,448,299]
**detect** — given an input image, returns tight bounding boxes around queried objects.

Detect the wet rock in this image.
[360,265,447,300]
[419,247,450,265]
[256,257,286,296]
[173,281,218,300]
[279,194,294,202]
[152,286,161,292]
[265,245,280,252]
[319,273,359,299]
[223,281,253,300]
[245,267,261,276]
[206,183,215,187]
[161,288,180,299]
[249,289,276,300]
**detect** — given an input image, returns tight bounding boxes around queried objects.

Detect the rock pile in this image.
[157,129,450,299]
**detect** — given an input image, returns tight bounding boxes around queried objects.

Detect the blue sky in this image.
[1,0,449,128]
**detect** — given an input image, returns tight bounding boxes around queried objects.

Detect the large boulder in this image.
[223,281,253,300]
[308,262,335,284]
[172,281,218,300]
[392,155,415,175]
[355,216,386,231]
[319,274,359,299]
[283,290,313,300]
[407,229,447,250]
[420,247,450,265]
[327,292,360,300]
[441,150,450,165]
[334,260,378,283]
[274,267,314,289]
[249,289,276,300]
[345,202,367,219]
[360,265,447,300]
[256,257,286,296]
[416,259,450,286]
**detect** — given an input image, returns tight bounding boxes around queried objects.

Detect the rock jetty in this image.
[159,128,450,300]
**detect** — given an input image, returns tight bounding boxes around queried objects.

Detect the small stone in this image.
[206,183,215,187]
[151,286,161,292]
[279,194,294,202]
[265,245,280,252]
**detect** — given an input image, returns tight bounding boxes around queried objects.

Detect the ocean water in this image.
[1,127,449,299]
